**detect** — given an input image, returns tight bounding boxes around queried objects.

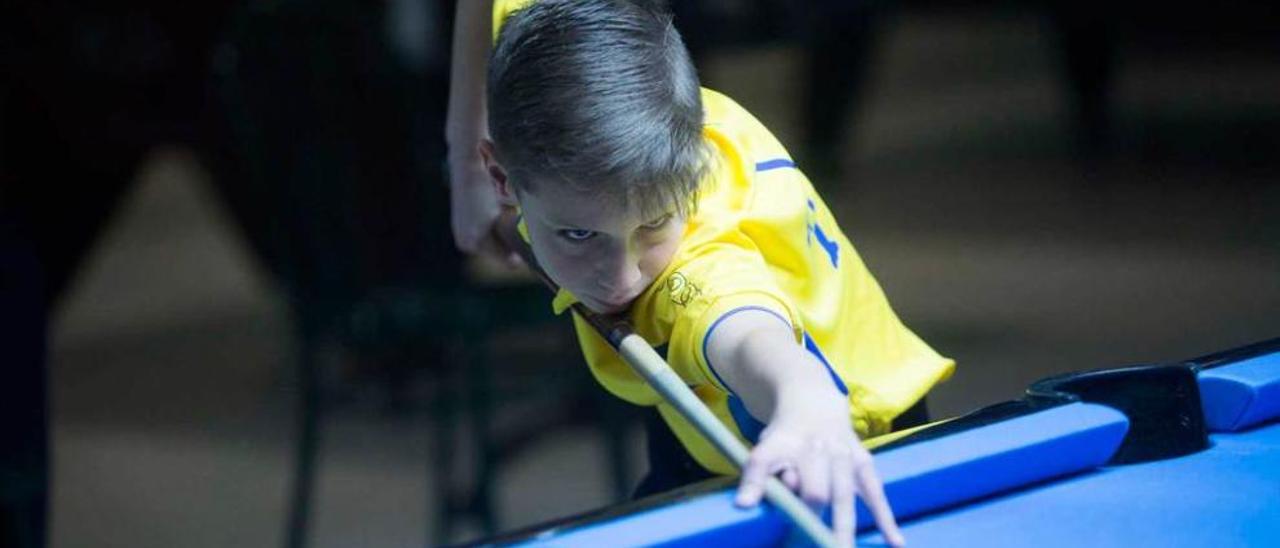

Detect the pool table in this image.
[474,337,1280,547]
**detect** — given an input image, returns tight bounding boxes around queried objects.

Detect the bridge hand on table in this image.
[732,416,906,548]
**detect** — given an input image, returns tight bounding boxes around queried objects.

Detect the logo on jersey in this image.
[666,272,702,306]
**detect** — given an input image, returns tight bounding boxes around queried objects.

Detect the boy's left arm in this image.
[704,308,905,548]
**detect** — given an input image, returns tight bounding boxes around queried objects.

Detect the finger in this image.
[476,233,516,265]
[453,225,479,254]
[780,466,799,491]
[486,211,526,263]
[504,251,525,269]
[737,443,786,507]
[735,463,766,507]
[487,232,526,268]
[454,219,490,255]
[449,202,480,255]
[796,441,832,507]
[831,454,856,548]
[767,461,799,491]
[856,462,905,547]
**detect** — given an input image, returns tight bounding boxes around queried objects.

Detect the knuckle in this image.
[829,444,855,460]
[801,485,831,506]
[744,453,771,474]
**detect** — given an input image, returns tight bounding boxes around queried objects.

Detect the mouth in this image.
[584,294,635,315]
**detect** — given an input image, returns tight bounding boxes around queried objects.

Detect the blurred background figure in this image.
[1,1,1278,548]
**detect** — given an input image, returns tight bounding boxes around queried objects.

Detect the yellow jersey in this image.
[495,0,955,475]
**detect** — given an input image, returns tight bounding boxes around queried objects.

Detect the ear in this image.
[478,139,519,207]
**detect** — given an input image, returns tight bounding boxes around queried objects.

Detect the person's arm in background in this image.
[446,0,518,263]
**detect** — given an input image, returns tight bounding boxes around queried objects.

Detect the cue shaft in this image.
[615,334,748,464]
[615,335,839,548]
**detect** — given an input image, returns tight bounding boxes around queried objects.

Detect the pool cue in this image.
[493,210,839,548]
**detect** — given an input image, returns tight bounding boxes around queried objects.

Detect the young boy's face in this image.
[515,180,686,315]
[481,140,686,314]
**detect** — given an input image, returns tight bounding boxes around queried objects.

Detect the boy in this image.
[459,0,954,544]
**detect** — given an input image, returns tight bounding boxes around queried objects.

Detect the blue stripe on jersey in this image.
[755,158,796,172]
[701,307,849,442]
[806,199,839,267]
[728,395,764,444]
[812,224,839,267]
[804,332,849,396]
[701,306,793,393]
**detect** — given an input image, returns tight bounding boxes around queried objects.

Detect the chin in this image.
[583,297,630,315]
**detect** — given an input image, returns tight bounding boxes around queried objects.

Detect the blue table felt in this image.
[493,341,1280,548]
[856,420,1280,547]
[1199,350,1280,431]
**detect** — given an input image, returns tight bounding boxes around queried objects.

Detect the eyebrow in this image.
[537,205,674,231]
[644,212,673,224]
[541,213,600,231]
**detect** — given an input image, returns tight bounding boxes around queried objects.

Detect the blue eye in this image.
[559,229,597,242]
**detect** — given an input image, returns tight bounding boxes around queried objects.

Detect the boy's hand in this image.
[447,151,521,267]
[704,309,905,546]
[733,393,905,548]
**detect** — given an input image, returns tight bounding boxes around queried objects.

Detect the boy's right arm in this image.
[704,307,905,548]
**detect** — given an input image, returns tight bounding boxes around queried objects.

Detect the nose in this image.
[596,244,642,297]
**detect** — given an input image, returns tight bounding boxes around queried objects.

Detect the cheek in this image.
[639,235,681,278]
[531,237,587,288]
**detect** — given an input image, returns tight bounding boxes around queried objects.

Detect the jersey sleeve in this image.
[622,225,806,393]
